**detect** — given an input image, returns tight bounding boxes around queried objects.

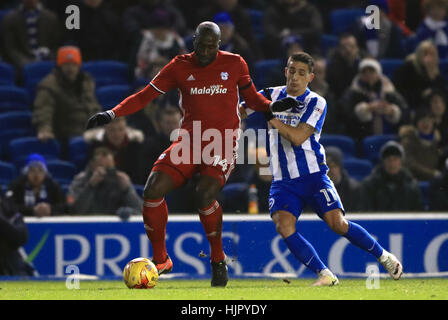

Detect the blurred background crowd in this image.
[1,0,448,218]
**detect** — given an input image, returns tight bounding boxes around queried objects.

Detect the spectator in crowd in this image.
[325,147,361,212]
[84,117,149,185]
[424,89,448,146]
[399,108,443,181]
[359,141,423,211]
[308,57,339,134]
[67,0,125,61]
[213,12,255,69]
[352,0,406,59]
[428,156,448,210]
[0,192,34,276]
[7,153,66,217]
[195,0,261,60]
[31,46,102,156]
[416,0,448,59]
[134,7,187,80]
[263,0,323,58]
[326,33,367,100]
[0,0,61,73]
[68,146,142,215]
[123,0,186,58]
[393,40,447,113]
[340,58,408,142]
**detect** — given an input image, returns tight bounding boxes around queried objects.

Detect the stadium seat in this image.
[247,9,264,41]
[320,134,356,159]
[321,34,339,56]
[343,158,373,181]
[0,86,30,111]
[46,159,77,185]
[253,59,282,88]
[418,181,430,211]
[380,59,404,79]
[0,111,35,158]
[0,62,15,86]
[22,61,55,99]
[96,84,131,110]
[362,134,397,163]
[82,60,129,88]
[439,58,448,80]
[9,137,61,168]
[68,136,88,170]
[330,8,365,35]
[0,161,17,187]
[134,184,144,197]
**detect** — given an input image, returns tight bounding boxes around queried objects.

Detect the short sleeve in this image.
[150,58,178,94]
[237,56,252,89]
[300,96,327,132]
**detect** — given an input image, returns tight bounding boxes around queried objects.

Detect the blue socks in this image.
[284,232,327,274]
[343,221,384,259]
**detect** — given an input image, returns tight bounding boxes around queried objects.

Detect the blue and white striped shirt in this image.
[246,86,328,182]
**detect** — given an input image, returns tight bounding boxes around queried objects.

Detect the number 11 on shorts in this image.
[320,188,338,206]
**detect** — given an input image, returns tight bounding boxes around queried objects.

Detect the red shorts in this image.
[152,140,236,188]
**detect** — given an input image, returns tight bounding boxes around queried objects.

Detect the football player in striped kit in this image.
[243,52,403,286]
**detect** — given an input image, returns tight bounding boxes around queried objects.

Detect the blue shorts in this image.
[268,172,345,219]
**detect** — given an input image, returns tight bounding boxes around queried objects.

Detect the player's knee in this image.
[329,217,349,235]
[194,188,217,209]
[272,213,296,238]
[143,173,171,200]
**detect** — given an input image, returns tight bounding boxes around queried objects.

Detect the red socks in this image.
[143,198,225,264]
[142,198,168,263]
[198,200,225,263]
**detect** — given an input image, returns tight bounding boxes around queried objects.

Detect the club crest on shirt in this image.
[221,72,229,80]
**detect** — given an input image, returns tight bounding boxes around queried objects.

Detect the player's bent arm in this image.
[239,82,271,112]
[269,119,315,147]
[112,84,162,117]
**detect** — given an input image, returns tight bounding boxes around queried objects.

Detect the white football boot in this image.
[312,268,339,287]
[378,251,403,280]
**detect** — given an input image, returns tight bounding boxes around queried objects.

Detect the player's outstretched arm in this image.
[86,110,115,129]
[241,83,300,113]
[268,119,315,147]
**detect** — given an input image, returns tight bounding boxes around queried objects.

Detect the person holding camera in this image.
[67,147,142,217]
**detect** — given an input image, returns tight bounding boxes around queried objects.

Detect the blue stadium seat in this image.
[0,161,17,187]
[0,111,34,158]
[82,60,129,88]
[134,184,144,197]
[68,136,88,170]
[253,59,282,88]
[9,137,61,168]
[22,61,55,100]
[380,59,404,79]
[0,62,15,86]
[247,9,264,41]
[96,84,131,110]
[362,134,397,163]
[183,34,194,52]
[0,86,30,111]
[321,34,339,56]
[343,158,373,181]
[418,181,430,211]
[46,159,77,185]
[320,134,356,159]
[330,9,365,35]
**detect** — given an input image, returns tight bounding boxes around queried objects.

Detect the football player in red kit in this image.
[86,21,298,287]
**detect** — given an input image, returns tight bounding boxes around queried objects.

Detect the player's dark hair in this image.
[288,52,314,73]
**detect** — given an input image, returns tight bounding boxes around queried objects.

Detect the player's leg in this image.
[141,170,178,274]
[323,208,402,279]
[194,174,228,286]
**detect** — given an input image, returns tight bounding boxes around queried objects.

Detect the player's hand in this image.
[270,97,299,112]
[86,111,114,129]
[263,111,275,121]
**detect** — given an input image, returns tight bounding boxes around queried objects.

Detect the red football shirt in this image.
[112,50,271,136]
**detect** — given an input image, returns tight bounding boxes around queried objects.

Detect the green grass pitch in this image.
[1,278,447,300]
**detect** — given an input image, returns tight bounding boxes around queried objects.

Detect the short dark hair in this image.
[288,52,314,73]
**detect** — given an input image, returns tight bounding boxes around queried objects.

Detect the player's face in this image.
[285,60,314,96]
[193,33,220,66]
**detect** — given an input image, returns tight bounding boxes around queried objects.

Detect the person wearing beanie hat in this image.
[32,45,101,154]
[340,55,408,143]
[359,140,423,212]
[6,153,66,217]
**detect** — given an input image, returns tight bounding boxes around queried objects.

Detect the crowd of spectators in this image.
[1,0,448,217]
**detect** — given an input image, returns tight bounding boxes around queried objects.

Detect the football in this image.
[123,257,159,289]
